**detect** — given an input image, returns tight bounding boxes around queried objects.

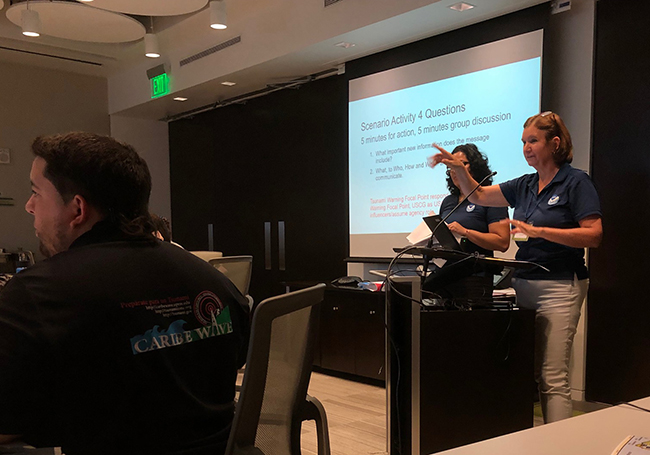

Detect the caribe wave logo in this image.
[130,291,234,355]
[194,290,223,326]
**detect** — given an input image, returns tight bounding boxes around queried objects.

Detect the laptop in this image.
[422,215,462,251]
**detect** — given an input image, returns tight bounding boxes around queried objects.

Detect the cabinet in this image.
[316,287,385,381]
[169,76,348,303]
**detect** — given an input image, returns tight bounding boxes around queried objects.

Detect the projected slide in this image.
[348,30,543,258]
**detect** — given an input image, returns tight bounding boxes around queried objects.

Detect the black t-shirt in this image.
[0,222,250,455]
[439,194,509,256]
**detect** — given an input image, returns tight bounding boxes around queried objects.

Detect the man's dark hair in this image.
[151,214,172,242]
[32,132,154,237]
[446,143,494,196]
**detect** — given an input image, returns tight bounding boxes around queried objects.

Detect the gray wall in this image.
[0,62,109,257]
[544,0,596,402]
[110,115,171,221]
[544,0,595,173]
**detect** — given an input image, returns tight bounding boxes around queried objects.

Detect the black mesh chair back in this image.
[225,283,330,455]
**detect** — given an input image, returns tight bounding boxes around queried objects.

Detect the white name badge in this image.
[512,232,529,241]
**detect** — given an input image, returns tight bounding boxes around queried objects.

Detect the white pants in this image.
[512,276,588,423]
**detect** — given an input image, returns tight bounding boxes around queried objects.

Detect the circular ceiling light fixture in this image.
[6,1,145,43]
[83,0,208,16]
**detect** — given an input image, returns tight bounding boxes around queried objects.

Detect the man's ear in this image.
[68,194,100,229]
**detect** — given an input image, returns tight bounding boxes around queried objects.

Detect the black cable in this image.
[494,298,514,362]
[421,171,497,278]
[383,316,403,455]
[383,245,431,455]
[386,246,425,305]
[420,288,445,301]
[420,252,477,308]
[617,402,650,413]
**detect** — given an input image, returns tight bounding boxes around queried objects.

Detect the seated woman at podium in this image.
[429,112,603,424]
[439,143,509,255]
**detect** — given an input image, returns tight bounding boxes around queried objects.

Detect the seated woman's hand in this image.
[447,221,468,236]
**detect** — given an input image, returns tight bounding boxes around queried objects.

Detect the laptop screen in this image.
[422,215,462,251]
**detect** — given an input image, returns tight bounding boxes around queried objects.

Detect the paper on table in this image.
[406,219,463,246]
[406,220,433,246]
[611,435,650,455]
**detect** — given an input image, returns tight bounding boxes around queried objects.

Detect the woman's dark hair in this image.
[32,132,154,238]
[446,143,494,196]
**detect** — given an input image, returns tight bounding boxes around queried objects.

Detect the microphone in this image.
[422,170,497,278]
[429,170,497,242]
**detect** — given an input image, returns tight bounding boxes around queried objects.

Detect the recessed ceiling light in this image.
[335,42,356,49]
[173,97,188,102]
[449,2,475,12]
[221,81,236,86]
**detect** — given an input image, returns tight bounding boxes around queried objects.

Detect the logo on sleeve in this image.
[466,204,476,212]
[548,195,560,206]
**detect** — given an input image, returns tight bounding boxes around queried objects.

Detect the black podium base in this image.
[388,282,535,455]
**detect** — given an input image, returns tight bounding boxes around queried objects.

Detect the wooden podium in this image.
[386,275,535,455]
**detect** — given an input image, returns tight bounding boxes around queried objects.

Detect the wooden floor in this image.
[302,372,388,455]
[300,372,607,455]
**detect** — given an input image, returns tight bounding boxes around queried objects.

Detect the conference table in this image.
[433,396,650,455]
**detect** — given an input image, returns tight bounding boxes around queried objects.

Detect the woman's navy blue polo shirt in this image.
[440,195,508,256]
[499,163,601,280]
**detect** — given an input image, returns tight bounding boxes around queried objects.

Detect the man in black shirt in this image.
[0,133,250,455]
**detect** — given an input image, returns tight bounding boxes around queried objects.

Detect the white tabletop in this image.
[434,397,650,454]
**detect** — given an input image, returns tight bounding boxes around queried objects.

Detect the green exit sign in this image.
[150,73,170,99]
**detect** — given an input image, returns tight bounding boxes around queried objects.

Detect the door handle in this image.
[264,222,271,270]
[207,223,214,251]
[278,221,286,271]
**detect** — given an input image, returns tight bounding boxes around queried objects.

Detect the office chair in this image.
[208,255,253,296]
[190,251,223,262]
[225,283,331,455]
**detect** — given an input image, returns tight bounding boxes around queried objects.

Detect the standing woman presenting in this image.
[429,112,602,423]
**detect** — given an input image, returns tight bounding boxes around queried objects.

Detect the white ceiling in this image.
[0,0,548,121]
[5,2,146,43]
